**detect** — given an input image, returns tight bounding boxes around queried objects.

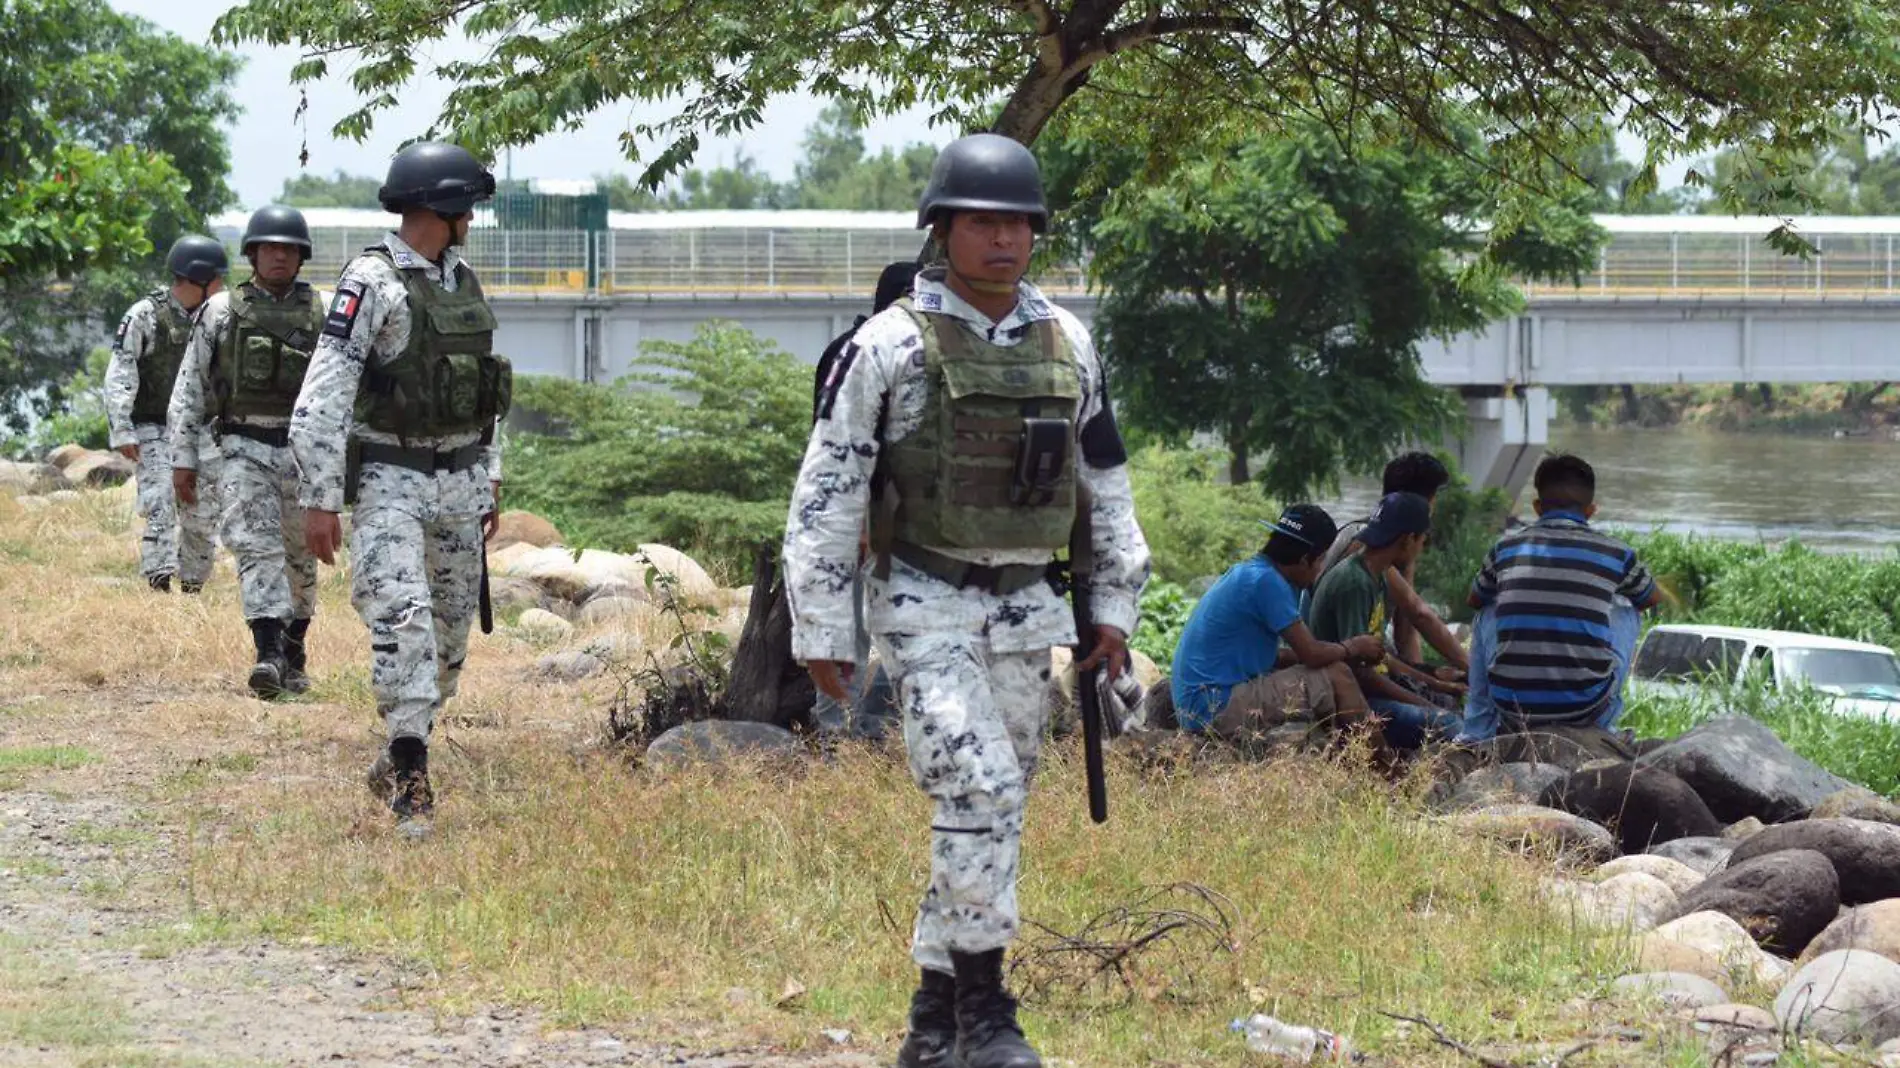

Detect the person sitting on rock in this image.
[1169,504,1388,749]
[1305,492,1460,750]
[1456,453,1661,744]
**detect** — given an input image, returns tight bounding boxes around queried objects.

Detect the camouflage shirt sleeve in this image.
[167,293,229,471]
[291,258,391,513]
[1055,309,1152,639]
[104,299,153,448]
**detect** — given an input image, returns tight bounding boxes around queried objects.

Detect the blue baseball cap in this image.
[1360,492,1432,548]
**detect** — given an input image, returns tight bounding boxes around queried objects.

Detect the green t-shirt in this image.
[1306,555,1388,646]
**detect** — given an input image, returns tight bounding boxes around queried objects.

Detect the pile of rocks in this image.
[2,444,136,510]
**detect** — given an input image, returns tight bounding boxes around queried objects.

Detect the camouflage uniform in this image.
[785,270,1151,975]
[169,285,324,626]
[107,291,221,587]
[290,234,500,745]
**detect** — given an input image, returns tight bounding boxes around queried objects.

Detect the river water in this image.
[1322,426,1900,556]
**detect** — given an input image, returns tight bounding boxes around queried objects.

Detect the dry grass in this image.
[0,487,1743,1066]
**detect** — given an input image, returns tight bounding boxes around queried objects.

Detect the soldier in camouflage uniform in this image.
[785,134,1151,1068]
[292,143,506,829]
[170,206,326,699]
[106,235,228,592]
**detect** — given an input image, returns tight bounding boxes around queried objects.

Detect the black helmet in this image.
[165,234,230,285]
[241,205,313,258]
[916,133,1047,232]
[378,142,496,215]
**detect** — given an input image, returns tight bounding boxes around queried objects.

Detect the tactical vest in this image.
[215,282,323,421]
[130,291,195,424]
[872,301,1082,552]
[353,247,512,439]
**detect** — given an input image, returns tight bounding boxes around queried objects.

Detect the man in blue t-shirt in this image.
[1171,504,1388,745]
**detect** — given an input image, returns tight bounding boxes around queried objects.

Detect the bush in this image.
[1620,532,1900,650]
[1131,580,1193,671]
[1,348,110,460]
[1125,444,1271,586]
[1413,465,1511,622]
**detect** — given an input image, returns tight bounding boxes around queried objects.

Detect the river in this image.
[1322,426,1900,556]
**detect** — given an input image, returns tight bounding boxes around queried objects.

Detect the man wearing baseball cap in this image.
[1170,504,1387,746]
[1307,492,1460,748]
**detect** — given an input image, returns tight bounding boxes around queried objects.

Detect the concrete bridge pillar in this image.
[1447,386,1548,502]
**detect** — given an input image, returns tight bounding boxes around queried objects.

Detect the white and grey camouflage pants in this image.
[134,423,220,585]
[349,461,485,743]
[875,628,1050,975]
[218,438,315,623]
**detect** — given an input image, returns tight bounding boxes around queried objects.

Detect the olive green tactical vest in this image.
[352,247,512,439]
[873,300,1082,552]
[130,291,194,424]
[216,282,323,421]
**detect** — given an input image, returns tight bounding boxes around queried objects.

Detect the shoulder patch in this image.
[322,281,366,339]
[113,315,130,348]
[914,290,943,312]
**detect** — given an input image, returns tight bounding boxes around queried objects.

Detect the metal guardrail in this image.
[291,227,1900,300]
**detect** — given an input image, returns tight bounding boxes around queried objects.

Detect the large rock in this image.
[1612,971,1728,1010]
[1450,805,1617,863]
[1670,849,1841,957]
[0,459,72,494]
[577,596,653,628]
[488,541,541,576]
[1597,854,1706,898]
[1537,761,1723,854]
[636,544,719,601]
[1627,934,1726,984]
[63,450,136,487]
[1774,949,1900,1046]
[1799,900,1900,966]
[1649,836,1736,875]
[1491,725,1637,771]
[487,575,547,615]
[43,443,88,470]
[1636,715,1857,824]
[515,608,574,643]
[645,720,803,769]
[511,547,593,603]
[535,649,607,682]
[1728,818,1900,906]
[1547,872,1678,931]
[1815,790,1900,827]
[1437,762,1571,813]
[1653,910,1794,988]
[1722,817,1766,841]
[490,510,563,549]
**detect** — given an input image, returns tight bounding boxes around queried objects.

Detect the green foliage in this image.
[1124,444,1271,586]
[503,322,810,576]
[1620,533,1900,650]
[1050,114,1598,500]
[1691,122,1900,220]
[1,349,110,460]
[277,170,383,209]
[1131,580,1194,671]
[1414,469,1511,623]
[1622,680,1900,797]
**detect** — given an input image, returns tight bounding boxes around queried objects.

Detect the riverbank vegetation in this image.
[1558,382,1900,436]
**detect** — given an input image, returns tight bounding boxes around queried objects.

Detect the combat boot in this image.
[951,950,1040,1068]
[147,572,173,593]
[246,618,289,699]
[179,579,204,595]
[386,736,434,823]
[282,618,312,694]
[895,967,959,1068]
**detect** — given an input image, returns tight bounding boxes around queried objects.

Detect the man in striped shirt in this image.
[1456,454,1660,742]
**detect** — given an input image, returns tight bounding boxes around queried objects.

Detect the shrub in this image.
[1125,444,1270,586]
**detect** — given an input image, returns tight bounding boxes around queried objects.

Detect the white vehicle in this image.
[1628,623,1900,724]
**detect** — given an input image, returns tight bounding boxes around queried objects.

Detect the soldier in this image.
[169,206,326,699]
[784,134,1151,1068]
[107,235,228,592]
[292,143,506,829]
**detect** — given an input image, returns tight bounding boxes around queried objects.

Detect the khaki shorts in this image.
[1208,665,1337,744]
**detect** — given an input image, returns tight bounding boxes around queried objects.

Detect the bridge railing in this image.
[292,226,1900,301]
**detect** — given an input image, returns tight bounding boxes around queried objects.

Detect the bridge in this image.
[218,209,1900,497]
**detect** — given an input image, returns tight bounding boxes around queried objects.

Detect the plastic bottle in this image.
[1230,1014,1352,1062]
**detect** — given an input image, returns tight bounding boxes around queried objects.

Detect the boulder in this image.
[1723,817,1766,841]
[1628,934,1726,984]
[535,650,607,682]
[645,720,803,770]
[577,596,653,628]
[1548,872,1678,931]
[1596,855,1706,898]
[1670,849,1841,957]
[516,547,592,603]
[1636,715,1856,823]
[1728,819,1900,906]
[1774,949,1900,1046]
[1491,725,1637,771]
[636,544,719,601]
[488,541,541,576]
[580,630,644,664]
[1682,1003,1777,1034]
[1128,648,1164,691]
[1798,900,1900,966]
[63,450,135,487]
[1654,911,1794,988]
[0,459,71,494]
[1537,761,1723,854]
[490,510,563,549]
[515,608,574,643]
[1649,836,1736,875]
[1814,789,1900,828]
[1612,971,1728,1010]
[1437,762,1572,813]
[1134,679,1178,731]
[1450,805,1617,863]
[487,576,546,615]
[43,443,88,470]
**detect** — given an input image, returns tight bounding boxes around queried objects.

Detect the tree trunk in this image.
[723,542,815,730]
[1759,382,1777,410]
[1619,384,1641,423]
[1227,439,1250,485]
[1844,382,1890,411]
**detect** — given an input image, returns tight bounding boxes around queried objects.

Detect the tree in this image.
[278,170,383,208]
[1,0,240,434]
[1048,114,1602,498]
[1692,126,1900,216]
[216,0,1900,240]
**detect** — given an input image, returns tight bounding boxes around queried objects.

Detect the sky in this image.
[108,0,956,210]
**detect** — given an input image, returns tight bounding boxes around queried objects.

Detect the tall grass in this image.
[1621,679,1900,798]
